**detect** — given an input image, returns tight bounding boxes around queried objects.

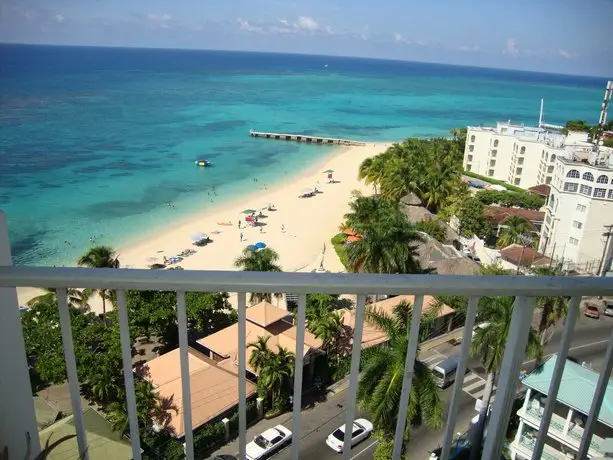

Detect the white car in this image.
[326,418,374,453]
[245,425,292,460]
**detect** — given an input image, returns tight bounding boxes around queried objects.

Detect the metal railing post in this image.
[0,211,40,458]
[482,296,536,459]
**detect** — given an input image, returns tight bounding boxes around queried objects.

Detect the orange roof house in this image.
[197,301,322,375]
[340,295,455,349]
[136,347,256,439]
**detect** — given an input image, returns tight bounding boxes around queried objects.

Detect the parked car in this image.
[584,303,601,319]
[604,302,613,317]
[245,425,292,460]
[325,418,374,453]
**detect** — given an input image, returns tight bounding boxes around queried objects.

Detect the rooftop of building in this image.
[527,184,551,198]
[39,405,133,459]
[557,151,613,173]
[137,346,257,438]
[522,354,613,428]
[499,244,550,268]
[484,206,545,225]
[197,301,322,375]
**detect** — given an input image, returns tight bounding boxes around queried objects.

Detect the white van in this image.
[431,356,460,388]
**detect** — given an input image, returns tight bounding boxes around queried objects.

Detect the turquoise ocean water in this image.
[0,44,608,266]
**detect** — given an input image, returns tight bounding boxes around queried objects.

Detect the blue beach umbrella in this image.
[254,242,266,249]
[246,245,257,251]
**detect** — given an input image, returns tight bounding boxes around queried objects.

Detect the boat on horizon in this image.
[195,160,211,167]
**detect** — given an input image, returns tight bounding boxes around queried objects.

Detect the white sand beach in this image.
[17,142,390,312]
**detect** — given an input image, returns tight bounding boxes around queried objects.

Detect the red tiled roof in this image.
[527,184,551,198]
[484,206,544,225]
[500,244,550,267]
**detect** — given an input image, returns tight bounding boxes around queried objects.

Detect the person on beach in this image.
[238,220,241,229]
[260,227,263,234]
[240,232,244,241]
[281,224,285,232]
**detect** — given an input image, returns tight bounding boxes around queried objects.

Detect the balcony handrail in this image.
[1,266,613,296]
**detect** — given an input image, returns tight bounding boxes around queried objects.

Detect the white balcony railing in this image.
[1,210,613,460]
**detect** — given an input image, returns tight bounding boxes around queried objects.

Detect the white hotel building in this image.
[463,122,613,273]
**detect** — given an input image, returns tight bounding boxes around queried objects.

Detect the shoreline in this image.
[17,142,391,309]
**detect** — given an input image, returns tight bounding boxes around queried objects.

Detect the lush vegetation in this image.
[455,197,493,240]
[414,217,448,242]
[496,215,535,248]
[330,233,350,269]
[234,246,282,304]
[341,193,425,274]
[564,119,613,136]
[77,245,120,323]
[247,336,295,413]
[358,137,465,213]
[474,189,545,210]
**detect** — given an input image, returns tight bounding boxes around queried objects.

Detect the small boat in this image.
[195,160,211,167]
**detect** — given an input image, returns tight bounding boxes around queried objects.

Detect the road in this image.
[211,315,612,460]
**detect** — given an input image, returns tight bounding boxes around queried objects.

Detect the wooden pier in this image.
[249,130,366,146]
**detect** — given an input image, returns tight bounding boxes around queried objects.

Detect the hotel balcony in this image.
[1,211,613,460]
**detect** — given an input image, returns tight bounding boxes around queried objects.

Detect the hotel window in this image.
[576,204,586,212]
[470,135,475,142]
[566,169,580,178]
[491,150,497,157]
[466,164,471,172]
[488,169,494,176]
[580,185,592,196]
[573,220,583,229]
[547,165,554,173]
[469,145,474,152]
[541,150,545,159]
[518,157,524,165]
[468,155,473,162]
[597,175,609,184]
[520,146,526,154]
[550,154,556,162]
[569,237,579,246]
[594,188,607,198]
[493,139,499,147]
[582,172,594,181]
[490,160,496,167]
[514,178,521,185]
[516,167,523,175]
[546,176,552,184]
[563,182,578,192]
[609,189,613,199]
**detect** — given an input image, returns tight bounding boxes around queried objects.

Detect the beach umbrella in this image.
[246,245,257,251]
[254,242,266,249]
[300,187,313,195]
[190,231,207,242]
[322,169,335,173]
[241,209,257,214]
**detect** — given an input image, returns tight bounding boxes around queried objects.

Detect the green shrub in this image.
[475,189,544,210]
[414,218,447,242]
[331,233,349,269]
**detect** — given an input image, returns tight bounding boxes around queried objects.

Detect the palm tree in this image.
[358,306,444,439]
[532,265,569,345]
[248,335,272,377]
[346,218,424,274]
[310,309,344,355]
[496,216,535,248]
[78,246,120,322]
[358,154,388,194]
[470,296,543,456]
[107,380,168,434]
[234,247,282,304]
[260,346,295,410]
[27,288,92,311]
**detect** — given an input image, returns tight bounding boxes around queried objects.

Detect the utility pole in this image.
[598,224,613,277]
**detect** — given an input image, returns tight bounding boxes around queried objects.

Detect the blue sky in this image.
[1,0,612,77]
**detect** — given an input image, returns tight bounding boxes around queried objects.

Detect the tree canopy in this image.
[456,197,493,240]
[474,189,544,210]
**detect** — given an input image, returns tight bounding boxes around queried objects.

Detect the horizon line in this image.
[1,41,611,81]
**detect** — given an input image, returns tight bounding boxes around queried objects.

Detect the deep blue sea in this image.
[0,44,608,266]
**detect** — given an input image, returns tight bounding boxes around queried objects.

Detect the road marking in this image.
[522,339,610,365]
[462,373,480,384]
[351,439,379,459]
[464,380,485,392]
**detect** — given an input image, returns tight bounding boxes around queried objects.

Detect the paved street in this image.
[210,313,613,460]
